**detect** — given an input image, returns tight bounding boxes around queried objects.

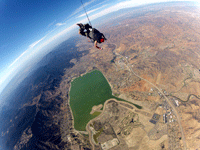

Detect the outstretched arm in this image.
[79,28,86,36]
[94,41,103,50]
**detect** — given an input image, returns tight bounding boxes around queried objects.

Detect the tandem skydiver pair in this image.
[77,23,107,50]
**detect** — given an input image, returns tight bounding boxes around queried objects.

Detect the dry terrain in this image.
[86,99,168,150]
[60,4,200,149]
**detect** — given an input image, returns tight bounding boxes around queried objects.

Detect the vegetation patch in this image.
[93,128,103,144]
[114,97,142,109]
[92,111,101,116]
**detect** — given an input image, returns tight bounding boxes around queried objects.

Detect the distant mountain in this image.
[0,36,79,109]
[0,36,89,150]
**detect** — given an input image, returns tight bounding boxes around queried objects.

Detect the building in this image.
[149,113,160,124]
[175,100,179,107]
[163,113,167,123]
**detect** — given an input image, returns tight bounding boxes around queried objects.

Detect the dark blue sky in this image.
[0,0,80,66]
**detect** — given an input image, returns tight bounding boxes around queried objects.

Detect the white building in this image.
[175,100,179,107]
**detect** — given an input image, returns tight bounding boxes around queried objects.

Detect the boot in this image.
[76,23,83,28]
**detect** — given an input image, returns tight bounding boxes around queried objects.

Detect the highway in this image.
[116,52,187,150]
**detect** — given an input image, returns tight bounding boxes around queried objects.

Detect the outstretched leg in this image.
[77,23,86,36]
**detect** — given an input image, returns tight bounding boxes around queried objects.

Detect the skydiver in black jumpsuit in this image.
[77,23,106,50]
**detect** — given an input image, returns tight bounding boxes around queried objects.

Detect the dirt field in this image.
[125,127,146,148]
[85,99,169,150]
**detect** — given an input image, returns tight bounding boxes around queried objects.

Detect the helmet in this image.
[100,38,105,43]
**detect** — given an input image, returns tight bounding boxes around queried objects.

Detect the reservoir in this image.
[69,70,141,131]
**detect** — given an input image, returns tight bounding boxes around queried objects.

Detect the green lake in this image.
[69,70,142,131]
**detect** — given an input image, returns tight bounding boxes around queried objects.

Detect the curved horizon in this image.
[0,0,198,95]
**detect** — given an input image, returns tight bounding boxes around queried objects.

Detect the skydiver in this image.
[77,23,107,50]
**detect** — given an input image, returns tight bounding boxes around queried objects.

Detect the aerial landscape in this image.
[0,0,200,150]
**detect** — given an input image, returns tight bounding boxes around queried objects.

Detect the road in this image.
[85,99,121,150]
[112,47,187,149]
[124,57,187,150]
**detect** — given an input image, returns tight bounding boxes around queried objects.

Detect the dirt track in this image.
[85,98,136,149]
